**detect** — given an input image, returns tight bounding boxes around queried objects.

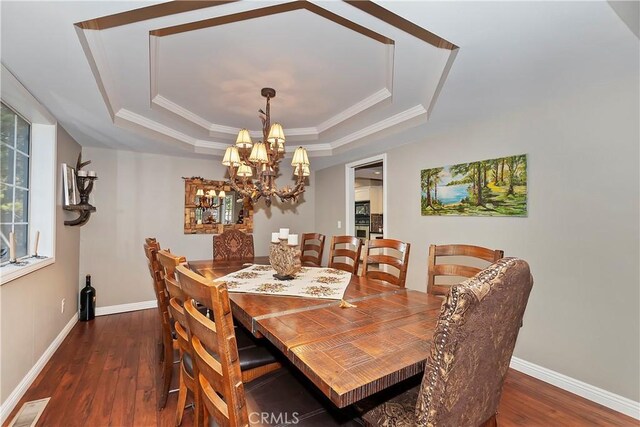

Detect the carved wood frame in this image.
[183,178,253,235]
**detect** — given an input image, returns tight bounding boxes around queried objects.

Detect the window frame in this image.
[1,101,32,263]
[1,64,57,284]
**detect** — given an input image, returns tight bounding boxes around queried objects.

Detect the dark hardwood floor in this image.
[4,309,637,426]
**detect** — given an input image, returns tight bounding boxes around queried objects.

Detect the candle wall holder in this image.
[64,153,97,226]
[269,239,301,280]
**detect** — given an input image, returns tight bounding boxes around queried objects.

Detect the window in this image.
[1,64,57,284]
[1,102,30,263]
[222,195,234,224]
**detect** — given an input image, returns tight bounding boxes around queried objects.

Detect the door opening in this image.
[345,154,387,243]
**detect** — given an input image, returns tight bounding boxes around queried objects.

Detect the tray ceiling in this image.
[74,0,457,158]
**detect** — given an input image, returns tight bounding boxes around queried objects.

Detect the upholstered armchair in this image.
[213,229,255,261]
[362,258,533,427]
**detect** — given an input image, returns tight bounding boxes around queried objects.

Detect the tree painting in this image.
[421,154,527,216]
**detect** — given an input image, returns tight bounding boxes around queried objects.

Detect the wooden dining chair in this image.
[427,244,504,296]
[300,232,326,267]
[160,250,281,425]
[213,229,255,261]
[142,238,175,410]
[361,238,411,288]
[156,249,197,426]
[328,235,363,275]
[362,258,533,427]
[178,264,361,427]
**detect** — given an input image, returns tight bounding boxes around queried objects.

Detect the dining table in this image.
[189,257,444,408]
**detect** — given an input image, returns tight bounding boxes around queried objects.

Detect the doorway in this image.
[345,154,387,241]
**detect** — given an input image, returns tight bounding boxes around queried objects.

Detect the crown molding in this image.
[329,104,427,149]
[115,108,198,147]
[317,87,392,133]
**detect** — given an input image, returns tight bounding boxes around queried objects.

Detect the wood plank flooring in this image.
[3,309,637,426]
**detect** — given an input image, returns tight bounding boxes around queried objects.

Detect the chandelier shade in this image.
[235,129,253,148]
[237,163,253,177]
[222,88,310,206]
[249,142,269,163]
[267,123,285,144]
[222,146,241,167]
[291,146,310,166]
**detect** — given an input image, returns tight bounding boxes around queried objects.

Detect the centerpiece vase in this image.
[269,239,301,280]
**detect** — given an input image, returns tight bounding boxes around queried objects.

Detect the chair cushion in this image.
[243,369,362,426]
[182,351,194,377]
[238,345,277,371]
[182,344,276,377]
[361,385,419,427]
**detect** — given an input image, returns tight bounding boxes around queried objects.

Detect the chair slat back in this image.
[157,249,186,280]
[327,235,362,275]
[300,233,326,267]
[213,230,255,261]
[157,250,191,356]
[427,244,504,296]
[177,265,248,427]
[361,238,410,288]
[143,239,173,338]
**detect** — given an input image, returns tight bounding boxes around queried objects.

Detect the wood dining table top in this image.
[189,257,444,408]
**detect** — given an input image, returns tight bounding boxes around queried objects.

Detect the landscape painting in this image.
[421,154,527,216]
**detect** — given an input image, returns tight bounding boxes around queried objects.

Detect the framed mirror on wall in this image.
[183,177,253,234]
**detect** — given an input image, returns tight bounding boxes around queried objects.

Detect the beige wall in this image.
[314,164,345,267]
[315,71,639,402]
[79,147,315,308]
[0,126,81,404]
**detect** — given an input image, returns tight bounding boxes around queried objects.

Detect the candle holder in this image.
[269,238,301,280]
[64,153,97,226]
[9,259,29,266]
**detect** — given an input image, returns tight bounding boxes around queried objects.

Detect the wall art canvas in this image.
[421,154,527,216]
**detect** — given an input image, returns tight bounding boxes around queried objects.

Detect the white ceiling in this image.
[1,1,637,170]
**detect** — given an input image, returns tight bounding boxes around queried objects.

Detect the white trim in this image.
[330,105,427,149]
[0,66,57,285]
[345,153,388,237]
[0,315,77,424]
[95,299,157,316]
[152,87,391,140]
[1,258,55,285]
[510,357,640,420]
[115,108,198,145]
[153,95,213,131]
[316,88,392,133]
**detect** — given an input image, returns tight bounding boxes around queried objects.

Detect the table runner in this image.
[213,264,352,300]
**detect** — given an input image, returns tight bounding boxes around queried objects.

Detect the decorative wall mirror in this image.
[183,177,253,234]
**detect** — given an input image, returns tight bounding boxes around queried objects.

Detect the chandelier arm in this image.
[274,175,306,202]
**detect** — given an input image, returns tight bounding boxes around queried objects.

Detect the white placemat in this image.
[214,264,352,300]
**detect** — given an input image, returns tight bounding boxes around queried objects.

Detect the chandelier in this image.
[195,188,224,211]
[222,88,310,207]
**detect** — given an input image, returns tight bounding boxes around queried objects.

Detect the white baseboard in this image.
[95,299,157,316]
[510,357,640,420]
[0,315,78,424]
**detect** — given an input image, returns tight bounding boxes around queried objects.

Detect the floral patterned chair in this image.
[213,229,255,261]
[362,258,533,427]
